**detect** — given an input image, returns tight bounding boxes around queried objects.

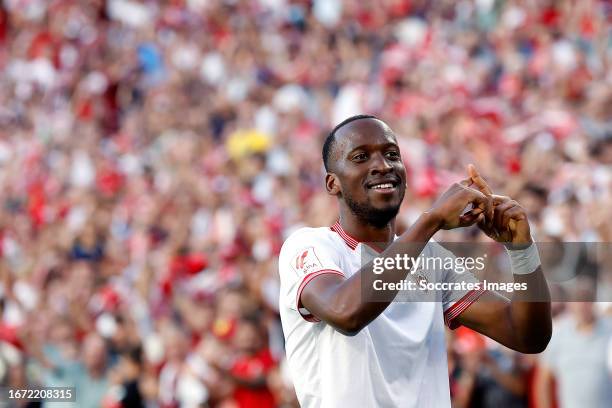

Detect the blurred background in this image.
[0,0,611,407]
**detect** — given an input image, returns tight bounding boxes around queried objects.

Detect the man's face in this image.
[328,118,407,227]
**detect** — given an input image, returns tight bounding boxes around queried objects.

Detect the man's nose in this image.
[370,152,393,174]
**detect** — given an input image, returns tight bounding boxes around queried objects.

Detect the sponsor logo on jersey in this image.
[291,247,323,275]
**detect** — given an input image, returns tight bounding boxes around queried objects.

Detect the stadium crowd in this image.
[0,0,610,406]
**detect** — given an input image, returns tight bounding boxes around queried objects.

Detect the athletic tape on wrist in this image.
[505,243,541,275]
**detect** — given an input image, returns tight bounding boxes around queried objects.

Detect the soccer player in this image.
[278,115,551,407]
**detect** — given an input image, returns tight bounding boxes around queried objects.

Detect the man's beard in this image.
[344,193,402,229]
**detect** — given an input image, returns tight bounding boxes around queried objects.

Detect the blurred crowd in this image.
[0,0,610,407]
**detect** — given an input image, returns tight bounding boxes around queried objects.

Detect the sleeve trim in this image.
[296,269,345,323]
[444,288,486,329]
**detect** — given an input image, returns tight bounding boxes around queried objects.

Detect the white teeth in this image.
[371,183,394,190]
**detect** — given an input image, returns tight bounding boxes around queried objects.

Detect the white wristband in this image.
[505,243,541,275]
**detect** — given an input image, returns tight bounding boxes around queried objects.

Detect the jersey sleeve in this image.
[278,229,346,322]
[430,242,486,329]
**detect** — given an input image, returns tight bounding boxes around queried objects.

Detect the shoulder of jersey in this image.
[425,239,447,255]
[280,226,337,252]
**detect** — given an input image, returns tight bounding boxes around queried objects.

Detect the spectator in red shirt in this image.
[230,316,277,408]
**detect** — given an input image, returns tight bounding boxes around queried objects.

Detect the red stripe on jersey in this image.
[444,288,486,329]
[330,221,359,250]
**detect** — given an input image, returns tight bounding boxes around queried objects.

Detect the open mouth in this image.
[367,179,400,192]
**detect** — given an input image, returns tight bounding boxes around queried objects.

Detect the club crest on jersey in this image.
[291,247,323,275]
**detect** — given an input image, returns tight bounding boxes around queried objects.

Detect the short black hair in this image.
[322,114,379,172]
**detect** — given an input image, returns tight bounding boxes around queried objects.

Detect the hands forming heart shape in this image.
[464,164,532,245]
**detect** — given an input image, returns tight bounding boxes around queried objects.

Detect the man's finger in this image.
[492,194,511,206]
[464,207,484,217]
[501,204,519,228]
[464,186,489,207]
[472,191,493,215]
[502,206,525,229]
[508,219,516,231]
[468,164,493,196]
[459,177,474,187]
[460,211,481,226]
[468,165,494,226]
[476,213,485,224]
[467,187,493,225]
[477,215,493,235]
[493,201,515,230]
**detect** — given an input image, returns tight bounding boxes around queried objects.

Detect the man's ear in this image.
[325,173,341,196]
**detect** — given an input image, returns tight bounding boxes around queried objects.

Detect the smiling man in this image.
[278,115,551,407]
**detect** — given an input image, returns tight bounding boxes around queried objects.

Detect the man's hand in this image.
[429,179,491,230]
[482,195,532,245]
[467,164,531,245]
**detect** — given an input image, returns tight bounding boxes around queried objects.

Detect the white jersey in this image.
[278,222,484,408]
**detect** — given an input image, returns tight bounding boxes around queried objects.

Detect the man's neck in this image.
[339,210,396,248]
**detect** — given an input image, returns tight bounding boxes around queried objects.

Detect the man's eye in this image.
[353,153,367,161]
[386,151,400,160]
